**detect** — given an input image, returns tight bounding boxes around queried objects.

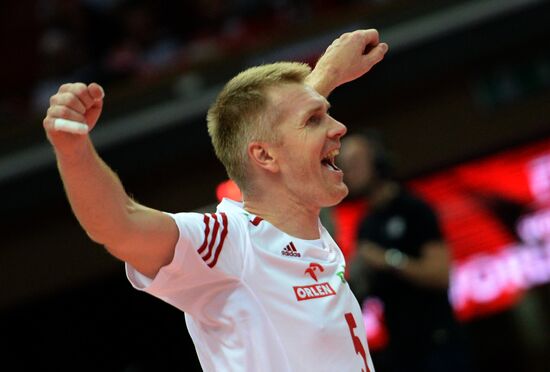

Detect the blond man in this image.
[43,30,388,371]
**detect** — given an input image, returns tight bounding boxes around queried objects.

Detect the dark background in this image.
[1,0,549,371]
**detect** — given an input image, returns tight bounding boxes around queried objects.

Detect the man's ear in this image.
[248,141,279,173]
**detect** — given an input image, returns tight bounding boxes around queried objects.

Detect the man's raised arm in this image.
[43,83,178,278]
[306,29,388,97]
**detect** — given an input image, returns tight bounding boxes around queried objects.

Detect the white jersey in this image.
[126,198,374,372]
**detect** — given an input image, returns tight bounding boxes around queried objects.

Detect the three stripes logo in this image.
[198,212,229,268]
[281,241,301,257]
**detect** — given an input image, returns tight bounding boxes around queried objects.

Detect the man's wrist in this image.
[305,69,335,98]
[385,248,408,270]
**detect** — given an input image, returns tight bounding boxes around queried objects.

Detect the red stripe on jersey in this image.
[202,214,220,262]
[208,212,228,268]
[197,214,211,255]
[250,216,263,226]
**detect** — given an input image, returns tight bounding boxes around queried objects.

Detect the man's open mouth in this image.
[322,149,341,171]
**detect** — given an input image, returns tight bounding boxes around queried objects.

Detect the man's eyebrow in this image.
[303,99,331,117]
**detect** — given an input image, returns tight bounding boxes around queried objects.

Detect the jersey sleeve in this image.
[125,211,247,317]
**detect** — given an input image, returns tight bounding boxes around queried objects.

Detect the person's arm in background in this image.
[357,239,450,289]
[43,83,178,279]
[306,29,388,98]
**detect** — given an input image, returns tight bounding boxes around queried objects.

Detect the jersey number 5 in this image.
[344,312,370,372]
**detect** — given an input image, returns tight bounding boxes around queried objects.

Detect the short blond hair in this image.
[207,61,311,192]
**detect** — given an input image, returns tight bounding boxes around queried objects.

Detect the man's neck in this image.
[243,195,322,240]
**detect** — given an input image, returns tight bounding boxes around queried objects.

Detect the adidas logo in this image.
[281,242,301,257]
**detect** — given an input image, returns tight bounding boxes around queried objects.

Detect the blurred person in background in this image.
[338,129,473,372]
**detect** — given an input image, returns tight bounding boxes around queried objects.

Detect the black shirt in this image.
[356,188,458,357]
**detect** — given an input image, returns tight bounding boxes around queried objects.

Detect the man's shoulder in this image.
[216,198,258,226]
[167,199,251,237]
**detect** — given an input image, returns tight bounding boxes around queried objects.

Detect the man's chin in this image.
[325,185,349,207]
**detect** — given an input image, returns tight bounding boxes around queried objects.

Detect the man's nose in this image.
[328,118,347,138]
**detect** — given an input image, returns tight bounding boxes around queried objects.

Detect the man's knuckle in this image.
[62,93,79,106]
[73,84,87,96]
[351,33,362,42]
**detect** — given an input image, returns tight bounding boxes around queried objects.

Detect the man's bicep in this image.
[111,205,180,279]
[124,210,248,317]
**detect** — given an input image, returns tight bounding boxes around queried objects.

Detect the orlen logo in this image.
[293,283,336,301]
[293,262,336,301]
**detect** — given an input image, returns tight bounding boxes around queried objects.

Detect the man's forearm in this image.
[55,140,135,248]
[395,256,450,289]
[389,243,450,289]
[307,29,388,98]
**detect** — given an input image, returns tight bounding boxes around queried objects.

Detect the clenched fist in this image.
[43,82,104,150]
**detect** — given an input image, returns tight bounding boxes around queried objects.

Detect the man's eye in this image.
[308,115,322,125]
